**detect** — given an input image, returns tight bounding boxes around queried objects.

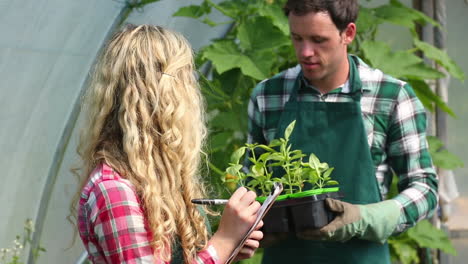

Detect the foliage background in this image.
[170,0,464,263]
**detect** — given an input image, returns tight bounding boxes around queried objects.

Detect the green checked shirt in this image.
[247,55,438,233]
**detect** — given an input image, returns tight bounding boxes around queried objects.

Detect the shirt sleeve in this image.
[247,82,267,146]
[86,178,219,264]
[387,83,439,233]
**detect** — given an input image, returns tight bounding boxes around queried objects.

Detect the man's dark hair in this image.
[283,0,358,32]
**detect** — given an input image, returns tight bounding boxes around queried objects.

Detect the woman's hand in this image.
[209,187,262,263]
[233,221,264,261]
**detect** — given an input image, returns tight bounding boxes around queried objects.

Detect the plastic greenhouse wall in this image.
[0,0,228,263]
[0,0,466,264]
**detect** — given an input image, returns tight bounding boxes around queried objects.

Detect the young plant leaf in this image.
[309,153,321,169]
[269,139,282,147]
[226,164,243,176]
[308,170,319,184]
[268,153,284,161]
[326,180,339,186]
[323,167,335,179]
[319,162,329,170]
[231,146,246,164]
[259,152,271,162]
[252,163,265,176]
[248,179,259,188]
[257,144,276,152]
[284,120,296,141]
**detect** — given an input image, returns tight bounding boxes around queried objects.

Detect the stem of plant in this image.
[283,148,293,194]
[315,167,323,189]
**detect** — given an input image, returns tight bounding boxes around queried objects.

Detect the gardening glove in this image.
[297,198,401,243]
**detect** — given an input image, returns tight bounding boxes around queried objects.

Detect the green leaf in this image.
[252,163,265,176]
[208,0,240,18]
[238,17,289,51]
[291,153,306,160]
[374,5,416,29]
[323,168,335,180]
[389,238,420,264]
[257,144,276,153]
[361,41,443,80]
[373,0,438,30]
[257,4,290,35]
[258,152,271,162]
[308,153,321,169]
[318,162,329,170]
[414,39,465,81]
[409,79,456,116]
[356,7,381,34]
[269,153,284,161]
[231,146,246,164]
[389,0,439,27]
[401,64,445,80]
[269,139,282,147]
[427,136,464,169]
[202,40,270,80]
[427,135,443,153]
[198,73,230,101]
[308,170,319,184]
[407,220,457,256]
[326,180,339,186]
[226,164,242,176]
[211,111,241,130]
[173,3,210,18]
[284,120,296,141]
[248,179,259,188]
[433,149,465,170]
[201,17,218,27]
[214,68,256,101]
[209,131,232,151]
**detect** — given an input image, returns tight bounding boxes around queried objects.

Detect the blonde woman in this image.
[72,24,262,263]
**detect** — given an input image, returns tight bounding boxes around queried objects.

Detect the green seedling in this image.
[224,120,338,197]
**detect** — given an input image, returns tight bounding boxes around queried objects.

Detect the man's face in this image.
[288,11,355,85]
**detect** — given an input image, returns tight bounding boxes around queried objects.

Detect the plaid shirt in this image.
[78,163,219,264]
[247,55,438,233]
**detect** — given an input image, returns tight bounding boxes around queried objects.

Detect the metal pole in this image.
[433,0,452,263]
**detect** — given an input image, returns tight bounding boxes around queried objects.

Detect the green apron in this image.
[262,56,390,264]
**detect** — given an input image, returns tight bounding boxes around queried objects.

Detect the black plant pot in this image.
[262,191,341,235]
[261,200,290,233]
[289,192,339,231]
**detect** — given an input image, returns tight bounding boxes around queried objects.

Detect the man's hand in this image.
[297,198,401,243]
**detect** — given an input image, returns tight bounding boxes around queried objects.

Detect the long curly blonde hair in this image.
[71,24,210,262]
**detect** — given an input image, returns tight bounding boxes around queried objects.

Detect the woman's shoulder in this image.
[80,163,137,205]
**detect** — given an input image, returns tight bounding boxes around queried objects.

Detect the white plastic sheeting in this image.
[0,0,229,263]
[0,0,122,263]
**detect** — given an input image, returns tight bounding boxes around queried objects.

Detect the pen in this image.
[191,199,229,205]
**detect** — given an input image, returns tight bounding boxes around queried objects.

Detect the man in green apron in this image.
[247,0,438,263]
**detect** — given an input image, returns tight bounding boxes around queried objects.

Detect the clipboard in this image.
[226,182,283,264]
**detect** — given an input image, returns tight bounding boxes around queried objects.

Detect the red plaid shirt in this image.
[78,163,219,264]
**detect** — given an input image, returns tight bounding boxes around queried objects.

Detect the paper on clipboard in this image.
[226,182,283,264]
